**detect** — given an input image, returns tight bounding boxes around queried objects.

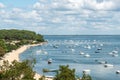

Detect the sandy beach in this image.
[0,42,52,80]
[3,43,44,63]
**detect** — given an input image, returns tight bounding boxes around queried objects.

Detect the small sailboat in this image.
[97,48,102,50]
[112,50,118,54]
[79,51,85,55]
[53,45,58,48]
[98,61,107,64]
[48,58,52,64]
[112,54,118,57]
[109,50,119,57]
[85,45,91,49]
[116,70,120,74]
[71,49,75,52]
[100,44,104,46]
[44,51,48,55]
[84,54,90,57]
[104,64,114,67]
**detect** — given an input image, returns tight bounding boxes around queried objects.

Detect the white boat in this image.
[79,51,85,55]
[116,70,120,74]
[98,61,107,64]
[112,50,118,54]
[48,58,52,64]
[97,48,102,50]
[71,49,75,52]
[100,44,103,46]
[85,45,91,49]
[84,54,90,57]
[112,54,118,57]
[44,51,48,55]
[36,50,42,53]
[104,64,114,67]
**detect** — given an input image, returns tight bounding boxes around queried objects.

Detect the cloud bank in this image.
[0,0,120,35]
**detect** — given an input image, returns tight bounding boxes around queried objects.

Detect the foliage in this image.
[0,29,44,42]
[42,65,92,80]
[36,34,44,42]
[81,74,92,80]
[0,47,5,57]
[0,29,45,57]
[5,44,19,52]
[0,59,36,80]
[0,40,7,56]
[39,75,45,80]
[0,39,7,51]
[53,65,76,80]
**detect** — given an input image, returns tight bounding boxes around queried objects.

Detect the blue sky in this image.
[0,0,120,35]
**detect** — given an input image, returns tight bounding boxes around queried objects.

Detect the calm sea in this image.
[20,35,120,80]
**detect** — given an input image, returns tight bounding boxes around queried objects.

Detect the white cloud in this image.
[0,3,5,8]
[33,2,48,10]
[67,0,120,11]
[1,0,120,35]
[0,10,5,15]
[33,2,41,9]
[3,19,15,23]
[84,0,115,10]
[19,10,42,22]
[68,0,84,8]
[32,0,120,34]
[12,8,23,13]
[52,18,61,23]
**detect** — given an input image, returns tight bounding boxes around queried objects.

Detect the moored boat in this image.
[104,64,114,67]
[116,70,120,74]
[48,58,52,64]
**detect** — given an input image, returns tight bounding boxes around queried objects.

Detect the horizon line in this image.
[43,34,120,36]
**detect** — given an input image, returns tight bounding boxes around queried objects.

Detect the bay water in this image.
[20,35,120,80]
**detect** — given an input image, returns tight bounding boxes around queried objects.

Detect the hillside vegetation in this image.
[0,29,44,57]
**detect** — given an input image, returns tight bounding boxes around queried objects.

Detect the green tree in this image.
[0,39,7,51]
[54,65,76,80]
[0,39,6,56]
[0,47,5,57]
[36,34,44,42]
[0,29,44,42]
[0,59,36,80]
[6,44,18,52]
[81,73,92,80]
[0,29,45,56]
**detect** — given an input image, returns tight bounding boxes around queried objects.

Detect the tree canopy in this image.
[0,29,44,41]
[42,65,92,80]
[0,59,36,80]
[0,29,45,57]
[53,65,76,80]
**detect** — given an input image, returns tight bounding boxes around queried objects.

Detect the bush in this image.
[0,47,5,57]
[54,65,76,80]
[0,59,36,80]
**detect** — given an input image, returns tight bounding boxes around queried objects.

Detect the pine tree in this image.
[54,65,76,80]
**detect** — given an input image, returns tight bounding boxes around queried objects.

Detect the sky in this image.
[0,0,120,35]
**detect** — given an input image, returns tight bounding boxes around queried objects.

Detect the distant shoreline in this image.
[44,34,120,36]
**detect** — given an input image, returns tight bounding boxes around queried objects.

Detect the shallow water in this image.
[20,35,120,80]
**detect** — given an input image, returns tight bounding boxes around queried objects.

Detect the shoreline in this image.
[0,42,52,80]
[3,42,46,63]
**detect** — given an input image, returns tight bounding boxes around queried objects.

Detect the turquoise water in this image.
[20,35,120,80]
